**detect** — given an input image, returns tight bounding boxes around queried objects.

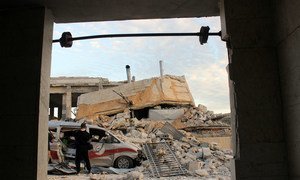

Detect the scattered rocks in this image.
[170,106,231,137]
[202,147,212,159]
[72,107,232,179]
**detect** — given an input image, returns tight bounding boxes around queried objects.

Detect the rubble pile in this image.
[173,105,230,128]
[90,109,233,179]
[92,105,231,128]
[124,128,232,179]
[168,105,231,137]
[50,105,232,179]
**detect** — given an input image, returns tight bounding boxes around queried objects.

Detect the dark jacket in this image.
[74,130,91,151]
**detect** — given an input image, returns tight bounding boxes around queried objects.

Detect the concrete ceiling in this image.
[1,0,220,23]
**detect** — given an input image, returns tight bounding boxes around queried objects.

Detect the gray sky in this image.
[51,17,230,113]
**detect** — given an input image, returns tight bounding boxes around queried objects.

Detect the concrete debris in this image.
[197,104,208,113]
[126,171,144,180]
[188,161,203,172]
[171,106,231,137]
[160,122,184,140]
[195,169,209,177]
[173,106,230,127]
[49,130,232,179]
[91,111,232,179]
[202,147,212,159]
[148,108,185,120]
[76,75,195,119]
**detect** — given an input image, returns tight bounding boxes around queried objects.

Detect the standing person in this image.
[74,122,92,174]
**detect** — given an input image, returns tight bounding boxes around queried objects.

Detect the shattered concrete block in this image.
[214,150,225,157]
[141,132,148,139]
[129,129,142,138]
[76,75,195,119]
[154,106,161,109]
[130,118,140,126]
[181,137,190,143]
[210,142,219,151]
[98,114,112,122]
[202,147,212,159]
[147,133,156,139]
[191,109,198,115]
[148,108,185,120]
[188,161,204,172]
[198,104,208,113]
[185,152,197,161]
[206,120,213,125]
[116,112,127,119]
[136,127,145,133]
[225,155,234,159]
[207,111,214,116]
[126,171,144,180]
[189,147,199,153]
[209,164,216,169]
[172,119,186,129]
[195,169,209,177]
[145,123,155,134]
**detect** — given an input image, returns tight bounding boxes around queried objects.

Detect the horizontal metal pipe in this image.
[52,31,221,43]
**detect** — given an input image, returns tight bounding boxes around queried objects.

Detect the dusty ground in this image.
[48,174,230,180]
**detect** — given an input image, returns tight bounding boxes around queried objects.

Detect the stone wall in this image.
[222,0,288,179]
[275,0,300,178]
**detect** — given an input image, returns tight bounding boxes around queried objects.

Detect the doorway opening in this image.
[49,17,233,178]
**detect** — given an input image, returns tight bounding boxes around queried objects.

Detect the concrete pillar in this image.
[66,86,72,119]
[61,86,72,119]
[221,0,288,179]
[62,93,66,119]
[0,7,53,179]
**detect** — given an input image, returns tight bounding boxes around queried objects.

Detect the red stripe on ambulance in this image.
[89,148,137,159]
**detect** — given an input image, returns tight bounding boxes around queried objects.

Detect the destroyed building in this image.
[76,75,195,120]
[49,77,126,120]
[48,74,232,179]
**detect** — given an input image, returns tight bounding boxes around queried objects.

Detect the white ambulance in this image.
[48,121,143,168]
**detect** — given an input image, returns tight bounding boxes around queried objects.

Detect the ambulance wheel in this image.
[114,156,133,168]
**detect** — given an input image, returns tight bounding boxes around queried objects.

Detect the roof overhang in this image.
[1,0,220,23]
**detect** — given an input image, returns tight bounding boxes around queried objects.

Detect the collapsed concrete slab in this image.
[76,75,195,120]
[148,108,185,120]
